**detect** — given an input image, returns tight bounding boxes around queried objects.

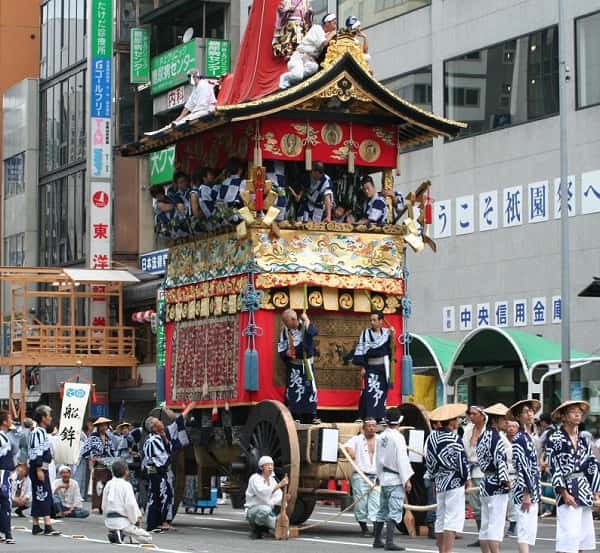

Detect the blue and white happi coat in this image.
[363,194,388,226]
[512,430,541,504]
[28,426,54,517]
[143,415,189,471]
[546,428,600,507]
[476,428,510,497]
[0,430,15,496]
[425,429,470,493]
[80,431,116,461]
[277,323,318,415]
[297,174,333,222]
[352,328,392,420]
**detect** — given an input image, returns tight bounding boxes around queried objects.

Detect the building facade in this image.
[356,0,600,413]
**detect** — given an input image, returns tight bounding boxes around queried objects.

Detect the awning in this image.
[448,326,599,381]
[410,334,459,381]
[579,276,600,297]
[62,269,140,284]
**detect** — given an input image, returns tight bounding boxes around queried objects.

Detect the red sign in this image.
[92,190,110,208]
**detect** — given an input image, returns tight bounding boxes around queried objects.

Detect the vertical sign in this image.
[205,39,231,77]
[150,146,176,185]
[156,288,166,404]
[130,27,150,84]
[87,0,113,329]
[54,383,91,465]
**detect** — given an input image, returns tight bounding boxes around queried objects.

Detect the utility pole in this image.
[558,0,570,402]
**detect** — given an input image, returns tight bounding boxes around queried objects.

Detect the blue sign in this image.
[91,58,112,118]
[90,403,108,418]
[140,249,168,275]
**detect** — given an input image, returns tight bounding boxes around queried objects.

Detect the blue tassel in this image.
[401,354,414,396]
[244,349,259,391]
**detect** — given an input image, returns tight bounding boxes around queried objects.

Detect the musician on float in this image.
[546,400,600,553]
[352,311,393,423]
[277,309,320,424]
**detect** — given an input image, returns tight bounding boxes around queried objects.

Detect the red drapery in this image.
[217,0,286,106]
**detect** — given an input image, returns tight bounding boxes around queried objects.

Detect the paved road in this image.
[8,502,600,552]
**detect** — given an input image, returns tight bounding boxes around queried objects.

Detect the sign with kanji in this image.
[130,27,150,84]
[151,40,200,95]
[54,383,91,465]
[91,0,112,58]
[91,117,111,178]
[91,58,112,118]
[150,146,176,185]
[205,39,231,78]
[140,249,169,275]
[89,181,111,268]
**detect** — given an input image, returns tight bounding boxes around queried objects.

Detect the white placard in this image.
[455,195,474,235]
[531,296,546,325]
[458,304,473,331]
[503,186,523,227]
[513,299,527,327]
[319,428,339,463]
[442,306,455,333]
[528,181,549,223]
[434,200,452,239]
[54,382,91,465]
[581,170,600,214]
[479,190,498,231]
[553,176,575,218]
[476,303,491,327]
[408,429,425,463]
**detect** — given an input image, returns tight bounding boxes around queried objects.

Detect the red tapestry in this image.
[170,316,239,402]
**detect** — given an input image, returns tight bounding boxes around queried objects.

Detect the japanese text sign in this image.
[130,27,150,84]
[140,249,168,275]
[205,39,231,78]
[91,58,112,118]
[151,40,199,95]
[150,146,176,185]
[90,181,111,269]
[54,383,91,465]
[91,0,113,59]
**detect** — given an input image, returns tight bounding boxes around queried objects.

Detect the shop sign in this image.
[130,27,150,84]
[140,249,168,275]
[91,117,112,178]
[167,86,186,109]
[205,39,231,77]
[150,146,176,185]
[91,0,113,58]
[151,40,199,95]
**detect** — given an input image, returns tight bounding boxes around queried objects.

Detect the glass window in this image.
[118,53,135,144]
[118,0,137,42]
[338,0,430,29]
[312,0,328,23]
[576,11,600,108]
[445,26,558,139]
[3,153,26,197]
[139,0,156,18]
[205,3,226,39]
[383,66,432,111]
[3,234,25,266]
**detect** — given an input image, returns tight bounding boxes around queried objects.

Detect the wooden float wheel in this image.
[241,400,300,520]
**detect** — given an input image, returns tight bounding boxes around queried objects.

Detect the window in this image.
[576,11,600,108]
[4,234,25,266]
[39,171,86,266]
[40,69,86,175]
[445,26,558,139]
[338,0,430,29]
[3,153,25,197]
[384,66,432,112]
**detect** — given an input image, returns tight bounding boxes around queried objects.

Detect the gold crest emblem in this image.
[321,123,343,146]
[359,139,381,163]
[280,133,303,157]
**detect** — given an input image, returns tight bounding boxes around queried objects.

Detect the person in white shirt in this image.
[374,407,414,551]
[10,462,31,517]
[102,460,151,544]
[344,417,380,536]
[175,70,217,122]
[504,420,519,537]
[52,465,89,518]
[244,455,288,539]
[279,13,337,89]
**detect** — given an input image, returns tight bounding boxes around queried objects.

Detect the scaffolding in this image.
[0,267,139,421]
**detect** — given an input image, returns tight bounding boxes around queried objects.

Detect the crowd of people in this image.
[151,159,403,240]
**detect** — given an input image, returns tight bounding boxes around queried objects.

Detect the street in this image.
[9,502,599,553]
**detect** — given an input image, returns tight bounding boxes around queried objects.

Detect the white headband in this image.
[322,13,337,24]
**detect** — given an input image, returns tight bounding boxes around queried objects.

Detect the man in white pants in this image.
[279,13,337,89]
[508,399,542,553]
[344,417,380,536]
[546,400,600,553]
[425,403,470,553]
[476,403,511,553]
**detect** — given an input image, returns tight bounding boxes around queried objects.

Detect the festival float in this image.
[120,0,465,530]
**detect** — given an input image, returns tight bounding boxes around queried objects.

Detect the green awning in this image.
[411,334,459,375]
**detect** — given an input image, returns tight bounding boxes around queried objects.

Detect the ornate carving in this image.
[321,31,370,73]
[319,76,371,103]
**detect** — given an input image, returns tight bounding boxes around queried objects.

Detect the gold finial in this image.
[321,30,370,73]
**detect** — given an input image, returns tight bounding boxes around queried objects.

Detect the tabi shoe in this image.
[384,520,405,551]
[359,521,372,536]
[372,521,384,548]
[14,507,25,518]
[32,525,43,536]
[108,530,124,544]
[4,537,15,544]
[44,525,61,536]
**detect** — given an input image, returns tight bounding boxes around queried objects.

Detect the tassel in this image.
[253,143,262,166]
[211,405,219,423]
[244,349,259,391]
[255,168,265,212]
[425,201,433,225]
[401,354,414,396]
[305,144,312,171]
[395,146,401,176]
[348,149,355,174]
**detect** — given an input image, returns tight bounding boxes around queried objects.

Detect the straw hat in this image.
[508,399,541,419]
[429,403,467,422]
[483,403,510,416]
[551,400,590,421]
[93,417,112,425]
[116,421,132,431]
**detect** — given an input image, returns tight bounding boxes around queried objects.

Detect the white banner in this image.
[54,383,91,465]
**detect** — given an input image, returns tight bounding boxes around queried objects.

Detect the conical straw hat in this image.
[551,400,590,421]
[508,399,541,419]
[429,403,467,422]
[483,403,510,416]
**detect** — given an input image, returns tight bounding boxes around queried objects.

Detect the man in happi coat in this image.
[508,400,542,553]
[425,403,470,553]
[546,400,600,553]
[352,311,393,423]
[277,308,319,424]
[28,405,60,536]
[358,176,388,226]
[293,163,334,223]
[216,158,246,224]
[0,410,16,543]
[476,403,511,553]
[143,402,196,532]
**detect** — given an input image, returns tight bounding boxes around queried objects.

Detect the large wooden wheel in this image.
[240,400,300,519]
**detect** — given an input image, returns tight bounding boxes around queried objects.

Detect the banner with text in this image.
[54,383,91,465]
